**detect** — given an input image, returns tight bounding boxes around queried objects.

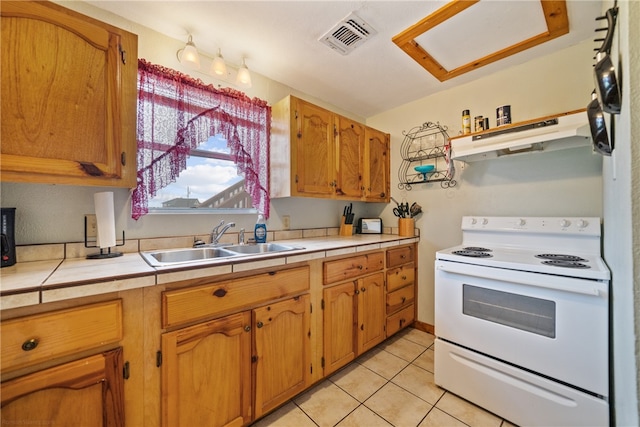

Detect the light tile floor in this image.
[252,328,517,427]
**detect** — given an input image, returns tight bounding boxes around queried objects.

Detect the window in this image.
[148,135,253,212]
[132,59,270,220]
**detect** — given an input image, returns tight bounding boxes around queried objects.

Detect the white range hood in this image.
[450,110,592,162]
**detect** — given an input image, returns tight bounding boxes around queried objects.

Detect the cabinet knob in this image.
[354,289,360,294]
[357,265,363,270]
[401,275,407,280]
[360,287,366,292]
[22,338,39,352]
[256,321,264,328]
[244,325,251,332]
[213,289,227,298]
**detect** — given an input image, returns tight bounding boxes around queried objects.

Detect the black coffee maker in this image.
[1,208,17,267]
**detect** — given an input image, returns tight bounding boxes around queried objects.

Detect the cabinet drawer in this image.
[324,252,384,284]
[387,246,414,268]
[163,266,310,328]
[386,304,415,337]
[0,300,123,373]
[386,264,415,292]
[386,284,415,314]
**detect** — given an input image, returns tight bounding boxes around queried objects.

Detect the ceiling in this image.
[84,1,602,118]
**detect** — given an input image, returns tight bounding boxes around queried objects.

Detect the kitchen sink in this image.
[140,243,304,267]
[224,243,302,254]
[141,247,237,267]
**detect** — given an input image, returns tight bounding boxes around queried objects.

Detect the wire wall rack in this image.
[398,121,456,190]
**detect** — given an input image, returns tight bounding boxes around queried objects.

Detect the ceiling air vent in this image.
[319,12,377,55]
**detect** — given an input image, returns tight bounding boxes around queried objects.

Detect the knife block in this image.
[339,216,353,236]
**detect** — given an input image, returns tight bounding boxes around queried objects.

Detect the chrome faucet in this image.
[210,220,236,245]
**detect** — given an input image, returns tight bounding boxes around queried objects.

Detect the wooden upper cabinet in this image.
[271,95,389,202]
[364,127,390,202]
[295,99,335,196]
[335,116,364,199]
[0,1,138,187]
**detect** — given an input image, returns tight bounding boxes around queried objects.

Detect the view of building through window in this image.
[149,134,253,211]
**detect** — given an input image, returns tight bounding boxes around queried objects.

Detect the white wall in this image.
[601,0,640,425]
[367,39,602,326]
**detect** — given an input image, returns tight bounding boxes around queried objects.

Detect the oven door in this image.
[435,259,608,397]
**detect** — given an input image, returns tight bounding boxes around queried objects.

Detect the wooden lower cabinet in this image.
[161,294,310,426]
[323,272,386,376]
[1,347,125,427]
[161,312,252,427]
[253,294,311,418]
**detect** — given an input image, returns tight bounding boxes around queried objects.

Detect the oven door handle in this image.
[436,263,602,296]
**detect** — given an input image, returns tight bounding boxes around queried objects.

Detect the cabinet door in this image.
[1,347,124,427]
[357,272,386,354]
[323,282,357,375]
[0,1,137,187]
[294,99,335,197]
[363,127,390,202]
[161,312,252,427]
[253,295,310,418]
[335,116,364,199]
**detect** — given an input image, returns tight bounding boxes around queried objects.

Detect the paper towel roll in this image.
[94,192,116,248]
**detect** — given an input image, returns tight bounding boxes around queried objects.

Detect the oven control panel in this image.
[462,216,601,236]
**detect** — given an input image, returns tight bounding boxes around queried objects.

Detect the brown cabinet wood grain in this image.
[162,266,310,328]
[0,300,123,373]
[1,347,125,427]
[161,312,252,427]
[0,1,138,187]
[253,295,311,418]
[323,252,384,285]
[271,95,390,202]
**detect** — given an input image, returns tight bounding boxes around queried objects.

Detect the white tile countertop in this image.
[0,234,418,310]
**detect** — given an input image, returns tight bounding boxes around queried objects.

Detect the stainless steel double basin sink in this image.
[141,243,303,267]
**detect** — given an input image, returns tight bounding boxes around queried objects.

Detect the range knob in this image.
[470,218,477,225]
[482,218,489,225]
[559,219,571,228]
[517,218,526,226]
[577,219,589,228]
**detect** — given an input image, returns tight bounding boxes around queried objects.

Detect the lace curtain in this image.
[132,59,271,220]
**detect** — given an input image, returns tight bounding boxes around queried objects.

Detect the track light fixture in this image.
[176,35,252,89]
[176,35,200,70]
[236,58,252,89]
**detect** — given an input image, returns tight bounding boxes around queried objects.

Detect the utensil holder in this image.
[398,218,415,237]
[339,216,353,236]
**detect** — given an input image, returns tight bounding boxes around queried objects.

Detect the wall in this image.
[601,0,640,424]
[367,38,602,326]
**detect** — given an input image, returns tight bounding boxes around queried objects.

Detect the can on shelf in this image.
[474,116,484,132]
[484,117,490,130]
[496,105,511,127]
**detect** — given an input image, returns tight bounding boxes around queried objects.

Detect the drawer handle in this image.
[401,296,406,303]
[400,254,406,259]
[213,289,227,298]
[401,275,407,280]
[357,265,364,270]
[22,338,39,352]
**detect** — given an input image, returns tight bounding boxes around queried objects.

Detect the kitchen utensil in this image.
[409,202,423,218]
[594,7,621,114]
[587,90,613,156]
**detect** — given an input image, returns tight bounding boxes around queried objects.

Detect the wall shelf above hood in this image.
[450,109,591,162]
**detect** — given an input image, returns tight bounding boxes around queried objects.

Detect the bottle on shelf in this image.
[462,110,471,134]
